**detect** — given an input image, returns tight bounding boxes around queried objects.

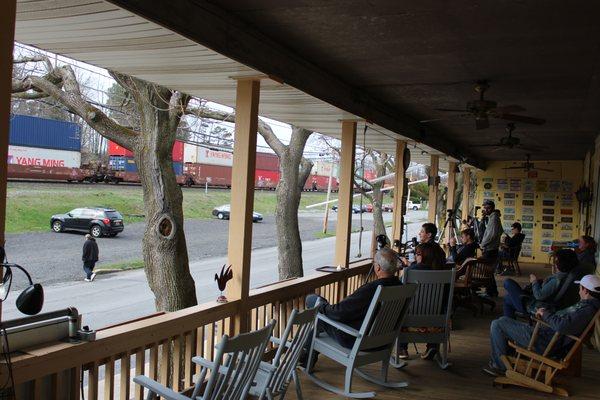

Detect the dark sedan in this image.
[50,207,125,238]
[212,204,263,222]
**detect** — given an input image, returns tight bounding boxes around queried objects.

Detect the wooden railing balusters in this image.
[119,354,130,400]
[134,349,145,400]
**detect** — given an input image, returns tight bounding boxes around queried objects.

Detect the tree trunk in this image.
[275,150,305,279]
[133,85,197,311]
[371,183,386,237]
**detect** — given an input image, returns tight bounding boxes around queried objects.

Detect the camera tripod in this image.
[439,209,460,245]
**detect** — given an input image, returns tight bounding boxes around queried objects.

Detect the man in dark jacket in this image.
[448,228,478,266]
[300,248,401,367]
[484,274,600,376]
[82,234,99,282]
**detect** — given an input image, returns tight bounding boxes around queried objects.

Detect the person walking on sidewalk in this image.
[82,234,99,282]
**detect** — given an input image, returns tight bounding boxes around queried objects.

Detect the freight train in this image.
[7,114,341,191]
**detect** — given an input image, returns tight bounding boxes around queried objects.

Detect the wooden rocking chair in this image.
[494,308,600,397]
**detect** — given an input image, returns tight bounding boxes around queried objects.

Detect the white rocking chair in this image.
[133,320,275,400]
[305,284,417,398]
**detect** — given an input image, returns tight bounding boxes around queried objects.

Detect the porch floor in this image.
[290,263,600,400]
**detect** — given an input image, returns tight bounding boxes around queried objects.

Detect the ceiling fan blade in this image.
[475,117,490,130]
[498,113,546,125]
[534,167,554,172]
[494,104,526,113]
[490,146,505,153]
[434,108,468,112]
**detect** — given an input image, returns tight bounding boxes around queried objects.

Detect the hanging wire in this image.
[356,124,368,258]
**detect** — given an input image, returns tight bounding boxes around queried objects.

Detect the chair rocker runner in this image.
[133,320,276,400]
[493,309,600,397]
[305,284,417,398]
[391,268,456,370]
[250,307,318,400]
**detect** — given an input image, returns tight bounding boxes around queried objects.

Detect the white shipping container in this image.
[197,147,234,167]
[7,145,81,168]
[312,160,338,177]
[184,143,199,163]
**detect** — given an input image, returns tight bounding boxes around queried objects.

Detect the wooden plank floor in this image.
[290,263,600,399]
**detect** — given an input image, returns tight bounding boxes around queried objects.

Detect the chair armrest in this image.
[532,317,581,342]
[192,356,231,375]
[133,376,190,400]
[317,314,360,337]
[269,336,291,348]
[507,342,564,369]
[259,360,276,372]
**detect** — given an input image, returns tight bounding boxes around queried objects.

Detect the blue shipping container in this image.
[108,156,126,171]
[173,162,183,176]
[9,114,81,151]
[124,157,138,173]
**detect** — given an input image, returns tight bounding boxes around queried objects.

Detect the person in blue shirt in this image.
[484,274,600,376]
[502,249,578,318]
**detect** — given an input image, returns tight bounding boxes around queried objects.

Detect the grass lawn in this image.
[96,259,145,273]
[6,183,331,233]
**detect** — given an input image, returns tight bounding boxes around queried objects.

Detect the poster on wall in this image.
[543,194,556,201]
[510,179,521,191]
[483,191,495,199]
[543,200,555,206]
[560,232,573,240]
[542,216,554,222]
[524,180,535,192]
[522,215,534,222]
[541,230,554,238]
[504,199,516,206]
[523,192,534,200]
[504,193,516,199]
[497,179,508,191]
[549,180,561,192]
[561,209,573,215]
[542,208,555,215]
[561,217,573,223]
[522,207,534,215]
[522,200,535,206]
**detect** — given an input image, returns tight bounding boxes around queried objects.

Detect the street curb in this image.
[95,267,141,275]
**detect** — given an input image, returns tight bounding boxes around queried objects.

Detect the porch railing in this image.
[7,259,372,399]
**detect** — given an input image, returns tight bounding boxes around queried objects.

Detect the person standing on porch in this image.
[82,234,99,282]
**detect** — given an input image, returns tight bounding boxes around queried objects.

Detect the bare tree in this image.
[12,59,197,311]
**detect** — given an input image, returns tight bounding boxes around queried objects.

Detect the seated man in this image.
[448,228,478,266]
[418,222,447,264]
[484,274,600,376]
[576,235,597,268]
[502,249,578,318]
[301,248,400,365]
[498,222,526,275]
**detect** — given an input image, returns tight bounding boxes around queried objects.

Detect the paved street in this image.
[2,211,426,327]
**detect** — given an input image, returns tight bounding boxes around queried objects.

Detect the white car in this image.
[407,200,421,211]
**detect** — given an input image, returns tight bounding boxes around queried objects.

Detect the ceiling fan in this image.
[470,123,547,153]
[420,80,546,130]
[502,153,553,172]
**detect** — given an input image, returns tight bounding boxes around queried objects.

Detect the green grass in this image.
[96,259,144,272]
[6,183,331,233]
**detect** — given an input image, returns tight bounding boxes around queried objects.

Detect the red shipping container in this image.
[255,169,280,189]
[184,163,232,187]
[172,140,184,162]
[108,141,133,157]
[304,174,338,191]
[256,152,279,171]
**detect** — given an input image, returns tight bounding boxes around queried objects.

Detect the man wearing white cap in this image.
[484,274,600,376]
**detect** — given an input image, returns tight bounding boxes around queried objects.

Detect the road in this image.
[2,211,426,327]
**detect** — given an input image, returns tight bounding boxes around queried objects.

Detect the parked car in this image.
[212,204,263,222]
[331,205,363,213]
[50,207,124,238]
[382,203,394,212]
[363,204,373,213]
[407,200,421,211]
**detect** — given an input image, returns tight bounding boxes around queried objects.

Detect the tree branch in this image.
[257,118,286,156]
[298,157,314,192]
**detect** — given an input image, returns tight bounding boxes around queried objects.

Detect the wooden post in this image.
[334,121,357,268]
[461,167,471,222]
[391,141,407,246]
[0,0,16,322]
[226,79,260,333]
[445,161,457,246]
[428,155,440,224]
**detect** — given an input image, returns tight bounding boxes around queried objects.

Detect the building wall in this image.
[474,160,584,264]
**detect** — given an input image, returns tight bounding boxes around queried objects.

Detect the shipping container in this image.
[255,169,280,189]
[108,141,134,157]
[172,140,184,162]
[311,160,338,177]
[108,156,126,171]
[304,174,339,191]
[8,145,81,168]
[184,143,199,163]
[256,152,279,171]
[184,163,232,187]
[197,147,234,167]
[9,114,81,151]
[7,164,86,182]
[124,157,137,173]
[172,162,183,176]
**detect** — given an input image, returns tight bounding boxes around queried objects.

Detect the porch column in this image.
[334,121,357,268]
[391,141,407,245]
[461,167,471,222]
[445,161,457,246]
[226,79,260,333]
[428,155,439,224]
[0,0,16,321]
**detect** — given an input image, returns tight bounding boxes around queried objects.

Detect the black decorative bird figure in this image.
[215,264,233,303]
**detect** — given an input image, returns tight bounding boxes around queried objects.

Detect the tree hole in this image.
[157,214,176,239]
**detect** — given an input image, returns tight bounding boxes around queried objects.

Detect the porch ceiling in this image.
[13,0,459,171]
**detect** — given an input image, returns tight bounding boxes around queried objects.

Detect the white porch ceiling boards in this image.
[14,0,453,171]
